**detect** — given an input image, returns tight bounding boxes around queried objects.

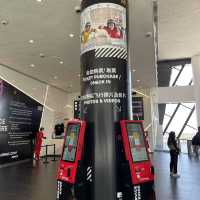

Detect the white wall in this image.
[152,86,195,103]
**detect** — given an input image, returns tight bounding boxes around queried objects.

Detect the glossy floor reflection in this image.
[0,153,199,200]
[154,152,200,200]
[0,159,58,200]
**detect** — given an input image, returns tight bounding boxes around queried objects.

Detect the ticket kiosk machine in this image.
[57,120,87,200]
[120,120,155,200]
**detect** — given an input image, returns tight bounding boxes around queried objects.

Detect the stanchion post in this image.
[43,145,49,164]
[52,144,57,162]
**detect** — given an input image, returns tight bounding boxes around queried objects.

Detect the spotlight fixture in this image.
[29,39,34,44]
[40,53,45,58]
[145,32,152,38]
[1,20,9,26]
[30,64,35,68]
[69,34,75,38]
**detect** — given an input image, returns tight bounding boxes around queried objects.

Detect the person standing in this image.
[192,127,200,156]
[167,131,180,178]
[34,127,46,161]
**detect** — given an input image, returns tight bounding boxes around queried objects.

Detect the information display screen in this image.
[126,123,148,162]
[62,124,80,162]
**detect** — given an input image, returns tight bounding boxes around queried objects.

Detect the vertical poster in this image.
[132,97,144,120]
[0,80,43,164]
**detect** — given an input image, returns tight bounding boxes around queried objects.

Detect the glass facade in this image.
[161,63,197,152]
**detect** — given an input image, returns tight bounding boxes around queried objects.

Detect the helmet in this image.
[107,19,115,25]
[85,22,91,27]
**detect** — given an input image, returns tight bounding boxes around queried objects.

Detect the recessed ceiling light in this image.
[136,79,141,82]
[1,20,9,26]
[69,34,75,38]
[78,74,81,77]
[54,76,58,80]
[36,0,43,2]
[132,69,136,72]
[69,84,73,88]
[30,64,35,68]
[59,61,64,64]
[145,32,152,38]
[29,39,34,44]
[40,53,45,58]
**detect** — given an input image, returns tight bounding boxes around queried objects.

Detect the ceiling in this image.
[158,0,200,60]
[0,0,157,93]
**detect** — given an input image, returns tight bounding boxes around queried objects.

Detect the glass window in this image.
[165,105,191,134]
[170,67,181,86]
[62,123,80,162]
[163,115,171,131]
[173,65,182,70]
[126,123,148,162]
[175,64,193,86]
[187,109,197,129]
[181,103,194,109]
[180,126,196,140]
[165,103,178,116]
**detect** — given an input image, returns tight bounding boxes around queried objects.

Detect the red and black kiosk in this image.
[57,0,156,199]
[57,120,89,200]
[120,120,155,200]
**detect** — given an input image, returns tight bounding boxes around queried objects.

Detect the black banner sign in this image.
[0,80,43,164]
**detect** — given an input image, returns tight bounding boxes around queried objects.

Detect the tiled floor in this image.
[154,152,200,200]
[0,152,199,200]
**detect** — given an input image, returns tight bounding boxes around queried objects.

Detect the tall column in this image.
[80,1,130,200]
[192,55,200,127]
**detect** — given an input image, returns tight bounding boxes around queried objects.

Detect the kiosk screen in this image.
[62,123,80,162]
[126,123,148,162]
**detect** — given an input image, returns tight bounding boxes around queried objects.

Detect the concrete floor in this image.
[0,152,199,200]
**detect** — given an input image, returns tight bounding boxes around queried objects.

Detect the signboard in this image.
[0,80,43,164]
[132,97,144,120]
[74,100,81,119]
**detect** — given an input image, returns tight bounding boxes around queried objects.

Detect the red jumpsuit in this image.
[34,131,45,160]
[104,27,123,39]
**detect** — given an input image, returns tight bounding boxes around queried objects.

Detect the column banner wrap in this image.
[80,1,130,200]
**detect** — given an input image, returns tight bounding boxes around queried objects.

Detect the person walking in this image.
[167,131,180,178]
[192,127,200,156]
[34,127,46,161]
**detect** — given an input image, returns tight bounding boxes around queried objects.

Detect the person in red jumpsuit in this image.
[103,19,123,39]
[34,127,46,160]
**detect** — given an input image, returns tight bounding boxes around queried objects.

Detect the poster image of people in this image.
[81,3,127,54]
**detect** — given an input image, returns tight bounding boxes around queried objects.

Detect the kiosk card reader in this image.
[120,120,155,200]
[57,119,87,200]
